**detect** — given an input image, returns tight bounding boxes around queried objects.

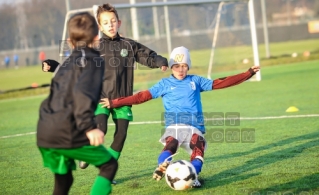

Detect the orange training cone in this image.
[31,82,38,88]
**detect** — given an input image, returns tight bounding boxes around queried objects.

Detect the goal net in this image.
[60,0,261,90]
[206,1,260,80]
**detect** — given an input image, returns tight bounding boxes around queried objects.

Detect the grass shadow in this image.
[203,138,319,189]
[206,131,319,163]
[254,173,319,194]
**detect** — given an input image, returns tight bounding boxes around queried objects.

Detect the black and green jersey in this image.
[37,47,104,149]
[99,33,168,100]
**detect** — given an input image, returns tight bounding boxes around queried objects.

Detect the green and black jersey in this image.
[37,47,104,149]
[99,33,168,100]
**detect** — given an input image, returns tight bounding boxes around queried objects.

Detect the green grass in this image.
[0,66,52,91]
[0,60,319,194]
[0,38,318,93]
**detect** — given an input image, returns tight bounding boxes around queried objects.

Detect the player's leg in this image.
[91,157,118,195]
[79,105,110,169]
[154,125,190,181]
[108,119,129,160]
[189,133,205,174]
[108,106,132,160]
[158,136,178,164]
[176,126,205,188]
[53,170,73,195]
[96,113,110,135]
[56,145,118,194]
[94,103,111,134]
[189,133,206,188]
[153,136,179,181]
[38,147,76,194]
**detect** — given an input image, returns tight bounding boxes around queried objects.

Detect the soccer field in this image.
[0,60,319,194]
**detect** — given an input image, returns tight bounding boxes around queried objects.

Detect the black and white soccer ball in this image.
[164,160,197,190]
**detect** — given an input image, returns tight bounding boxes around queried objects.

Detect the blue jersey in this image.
[149,75,213,133]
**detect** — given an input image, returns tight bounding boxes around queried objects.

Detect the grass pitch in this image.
[0,60,319,194]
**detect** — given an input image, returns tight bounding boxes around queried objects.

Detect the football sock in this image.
[158,150,172,165]
[90,176,112,195]
[107,147,121,160]
[191,158,203,175]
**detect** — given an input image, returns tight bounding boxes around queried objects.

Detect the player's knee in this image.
[190,134,206,149]
[164,136,179,153]
[98,157,118,181]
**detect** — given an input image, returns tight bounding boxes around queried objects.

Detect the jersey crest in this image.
[190,81,196,90]
[120,49,128,57]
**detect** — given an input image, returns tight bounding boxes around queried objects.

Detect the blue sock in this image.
[158,150,172,165]
[191,158,203,175]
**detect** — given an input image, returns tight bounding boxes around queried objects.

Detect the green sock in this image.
[90,176,112,195]
[107,147,121,160]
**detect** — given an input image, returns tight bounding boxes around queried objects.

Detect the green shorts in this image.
[95,104,133,121]
[38,145,112,174]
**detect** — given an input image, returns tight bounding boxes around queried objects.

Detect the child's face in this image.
[171,63,188,80]
[99,12,121,38]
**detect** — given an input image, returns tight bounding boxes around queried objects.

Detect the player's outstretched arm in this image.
[42,59,60,72]
[212,65,260,90]
[100,90,153,108]
[134,42,168,70]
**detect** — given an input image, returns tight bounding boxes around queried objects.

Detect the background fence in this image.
[0,0,318,69]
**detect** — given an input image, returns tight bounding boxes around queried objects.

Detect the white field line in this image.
[0,132,36,138]
[1,114,319,139]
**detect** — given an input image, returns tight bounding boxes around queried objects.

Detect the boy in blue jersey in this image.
[99,46,260,188]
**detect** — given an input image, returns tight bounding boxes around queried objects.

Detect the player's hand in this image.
[100,98,111,108]
[250,65,260,73]
[161,66,168,72]
[86,129,104,146]
[42,62,51,72]
[42,59,60,72]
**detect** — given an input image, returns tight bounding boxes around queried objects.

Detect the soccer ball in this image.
[165,160,197,190]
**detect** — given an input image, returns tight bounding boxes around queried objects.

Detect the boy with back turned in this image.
[42,3,168,176]
[37,12,117,195]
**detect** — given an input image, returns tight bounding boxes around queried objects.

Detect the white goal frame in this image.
[60,0,261,81]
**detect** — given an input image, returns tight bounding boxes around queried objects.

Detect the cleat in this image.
[152,161,170,181]
[112,180,117,185]
[192,179,202,188]
[79,161,90,169]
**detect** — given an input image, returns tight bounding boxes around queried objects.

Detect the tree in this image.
[0,4,17,50]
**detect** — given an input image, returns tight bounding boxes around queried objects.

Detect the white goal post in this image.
[206,0,261,81]
[60,0,261,81]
